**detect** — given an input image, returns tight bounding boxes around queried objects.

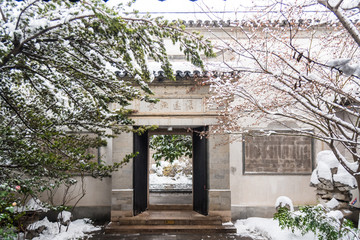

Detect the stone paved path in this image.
[89,233,255,240]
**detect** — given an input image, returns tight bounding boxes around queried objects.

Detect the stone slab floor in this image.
[89,233,254,240]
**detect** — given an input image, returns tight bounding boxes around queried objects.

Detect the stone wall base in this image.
[41,206,111,223]
[72,206,111,222]
[231,205,276,221]
[208,210,231,222]
[111,210,133,221]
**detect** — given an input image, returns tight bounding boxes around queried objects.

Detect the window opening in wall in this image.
[148,134,193,207]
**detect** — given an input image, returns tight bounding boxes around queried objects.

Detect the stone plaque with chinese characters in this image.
[243,134,312,174]
[139,98,203,113]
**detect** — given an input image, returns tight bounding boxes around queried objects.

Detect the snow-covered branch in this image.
[207,0,360,189]
[318,0,360,46]
[0,0,213,211]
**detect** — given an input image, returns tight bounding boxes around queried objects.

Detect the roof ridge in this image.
[116,70,252,81]
[116,70,209,80]
[167,18,360,27]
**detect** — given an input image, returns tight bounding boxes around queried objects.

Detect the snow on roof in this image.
[107,1,359,77]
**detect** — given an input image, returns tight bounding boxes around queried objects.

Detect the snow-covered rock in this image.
[327,58,352,68]
[311,150,356,189]
[325,198,340,209]
[27,217,50,239]
[327,58,360,77]
[311,150,357,209]
[27,217,100,240]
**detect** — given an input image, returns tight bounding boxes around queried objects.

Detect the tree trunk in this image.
[355,175,360,229]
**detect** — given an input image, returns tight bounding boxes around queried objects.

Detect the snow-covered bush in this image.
[275,196,294,212]
[273,152,359,239]
[0,0,212,235]
[274,204,358,240]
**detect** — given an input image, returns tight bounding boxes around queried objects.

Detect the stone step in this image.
[116,210,222,226]
[108,210,235,234]
[148,204,192,211]
[117,218,222,226]
[105,223,237,234]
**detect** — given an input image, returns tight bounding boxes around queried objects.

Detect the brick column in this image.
[208,132,231,221]
[111,132,134,221]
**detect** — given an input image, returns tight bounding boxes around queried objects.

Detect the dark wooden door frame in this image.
[133,128,148,216]
[133,126,208,216]
[193,126,209,215]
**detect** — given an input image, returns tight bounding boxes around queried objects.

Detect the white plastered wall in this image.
[46,135,113,208]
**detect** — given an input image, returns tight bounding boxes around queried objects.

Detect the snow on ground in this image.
[27,217,316,240]
[27,216,337,240]
[149,173,192,189]
[235,217,316,240]
[27,217,100,240]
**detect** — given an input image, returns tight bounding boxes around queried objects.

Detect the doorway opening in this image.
[148,131,193,208]
[133,126,208,216]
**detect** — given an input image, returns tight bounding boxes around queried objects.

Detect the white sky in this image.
[107,0,265,20]
[106,0,337,21]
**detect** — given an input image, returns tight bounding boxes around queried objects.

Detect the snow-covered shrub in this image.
[275,196,294,212]
[274,205,358,240]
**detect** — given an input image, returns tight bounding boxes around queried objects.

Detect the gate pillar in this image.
[208,130,231,222]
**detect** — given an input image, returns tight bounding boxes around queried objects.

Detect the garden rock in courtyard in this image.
[310,151,357,210]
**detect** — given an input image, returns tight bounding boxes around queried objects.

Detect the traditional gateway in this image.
[56,20,359,226]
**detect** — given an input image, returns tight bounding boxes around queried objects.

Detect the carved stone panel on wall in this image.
[243,133,313,174]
